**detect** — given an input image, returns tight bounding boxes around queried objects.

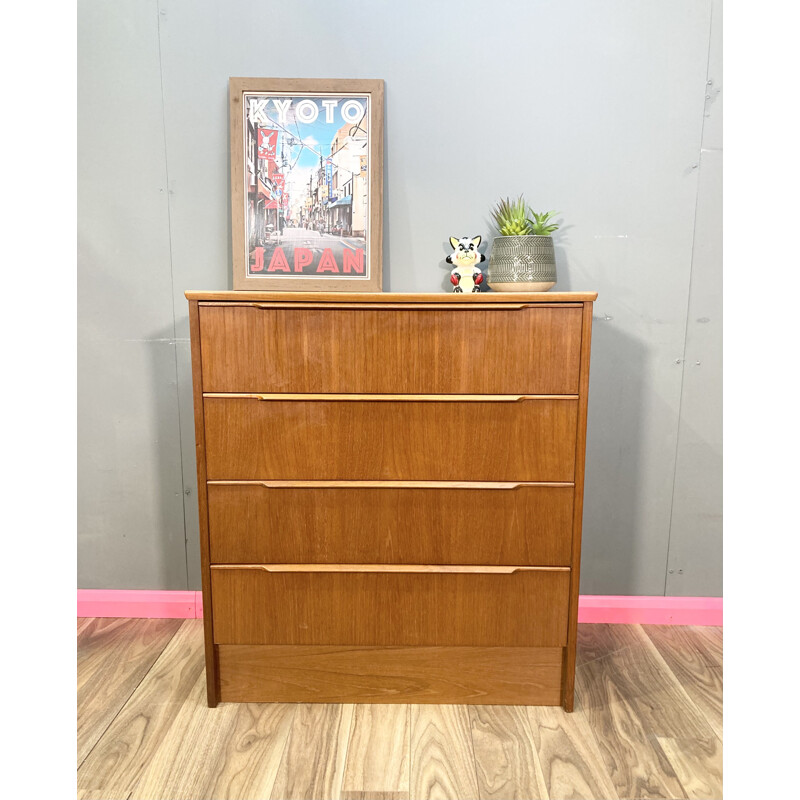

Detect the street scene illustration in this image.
[243,93,370,278]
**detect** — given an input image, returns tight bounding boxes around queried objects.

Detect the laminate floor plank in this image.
[77,617,182,766]
[643,626,723,739]
[696,627,723,666]
[468,705,547,800]
[130,671,240,799]
[576,622,646,666]
[410,705,480,800]
[643,625,723,668]
[208,701,298,799]
[131,671,297,800]
[76,620,206,800]
[270,703,354,800]
[656,736,723,800]
[341,704,410,800]
[77,617,103,677]
[575,628,690,799]
[527,704,619,800]
[582,626,715,740]
[78,617,177,683]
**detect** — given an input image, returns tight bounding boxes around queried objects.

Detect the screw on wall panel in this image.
[695,361,701,366]
[678,569,684,574]
[184,488,192,495]
[691,163,699,170]
[674,358,683,364]
[669,569,675,574]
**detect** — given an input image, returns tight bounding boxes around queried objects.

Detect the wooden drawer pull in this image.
[210,564,571,574]
[203,393,578,402]
[208,480,574,489]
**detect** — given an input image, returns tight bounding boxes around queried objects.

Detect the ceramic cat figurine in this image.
[446,236,485,293]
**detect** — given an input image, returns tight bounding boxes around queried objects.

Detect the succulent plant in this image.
[528,210,561,236]
[491,195,533,236]
[491,197,562,236]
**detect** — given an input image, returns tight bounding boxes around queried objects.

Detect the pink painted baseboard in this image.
[578,595,722,626]
[77,590,722,626]
[77,590,201,619]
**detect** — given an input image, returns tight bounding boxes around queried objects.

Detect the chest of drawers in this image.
[187,290,596,710]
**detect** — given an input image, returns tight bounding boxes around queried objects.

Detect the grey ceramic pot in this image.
[487,235,557,292]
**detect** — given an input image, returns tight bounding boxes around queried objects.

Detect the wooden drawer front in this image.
[203,397,578,481]
[198,304,582,394]
[208,482,574,565]
[210,566,570,647]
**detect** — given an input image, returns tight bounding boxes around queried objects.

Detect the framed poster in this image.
[229,78,384,291]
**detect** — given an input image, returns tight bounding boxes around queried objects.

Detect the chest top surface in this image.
[186,290,597,303]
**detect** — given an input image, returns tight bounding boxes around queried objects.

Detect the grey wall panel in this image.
[176,339,202,590]
[78,0,188,589]
[665,150,722,597]
[79,0,722,596]
[665,0,722,597]
[77,338,188,589]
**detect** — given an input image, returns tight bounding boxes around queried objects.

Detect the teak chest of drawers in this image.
[187,290,596,710]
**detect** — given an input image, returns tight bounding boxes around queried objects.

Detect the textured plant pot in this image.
[487,235,557,292]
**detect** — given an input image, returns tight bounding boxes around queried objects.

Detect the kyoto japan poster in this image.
[230,78,384,291]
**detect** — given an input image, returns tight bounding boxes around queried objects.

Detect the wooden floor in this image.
[77,619,722,800]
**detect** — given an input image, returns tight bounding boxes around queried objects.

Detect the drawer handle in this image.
[203,393,578,402]
[253,394,535,402]
[211,564,571,574]
[207,480,574,489]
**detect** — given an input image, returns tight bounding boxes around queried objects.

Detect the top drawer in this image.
[198,303,583,394]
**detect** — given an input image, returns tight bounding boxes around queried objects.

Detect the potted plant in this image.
[487,195,560,291]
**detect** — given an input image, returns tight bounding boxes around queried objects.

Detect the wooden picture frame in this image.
[229,78,384,291]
